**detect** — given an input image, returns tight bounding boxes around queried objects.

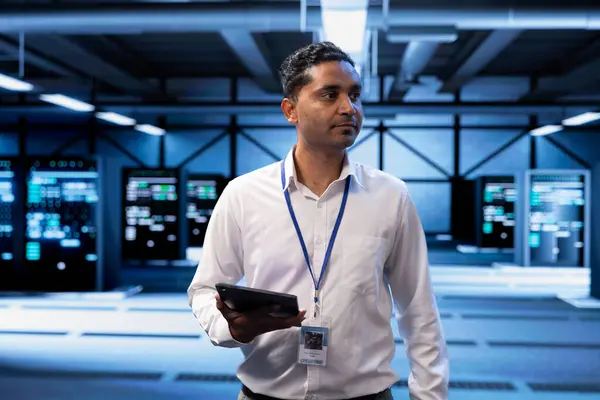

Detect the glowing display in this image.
[25,158,99,291]
[479,176,516,248]
[528,173,587,267]
[186,176,223,248]
[123,169,180,260]
[0,160,15,265]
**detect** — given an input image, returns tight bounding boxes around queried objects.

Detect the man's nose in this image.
[338,95,356,115]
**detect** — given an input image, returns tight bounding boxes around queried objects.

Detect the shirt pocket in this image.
[339,234,391,295]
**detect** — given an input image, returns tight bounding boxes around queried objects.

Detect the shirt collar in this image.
[281,145,364,192]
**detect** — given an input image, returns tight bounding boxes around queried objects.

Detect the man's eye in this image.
[323,92,336,99]
[350,92,361,101]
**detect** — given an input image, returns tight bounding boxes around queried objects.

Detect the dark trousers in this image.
[239,385,394,400]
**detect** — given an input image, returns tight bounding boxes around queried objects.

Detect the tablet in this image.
[215,282,300,318]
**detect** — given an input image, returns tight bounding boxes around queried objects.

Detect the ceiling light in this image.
[321,9,368,56]
[529,125,563,136]
[40,94,94,112]
[135,124,165,136]
[96,111,136,126]
[0,73,33,92]
[562,112,600,126]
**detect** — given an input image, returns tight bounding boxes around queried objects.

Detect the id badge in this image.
[298,315,331,367]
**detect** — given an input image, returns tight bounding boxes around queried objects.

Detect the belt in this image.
[242,385,389,400]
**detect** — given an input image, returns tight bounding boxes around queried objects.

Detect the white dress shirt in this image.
[188,146,449,400]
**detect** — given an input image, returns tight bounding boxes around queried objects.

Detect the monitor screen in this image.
[122,168,180,260]
[186,175,223,248]
[479,176,516,248]
[528,172,587,267]
[0,159,15,265]
[25,158,99,291]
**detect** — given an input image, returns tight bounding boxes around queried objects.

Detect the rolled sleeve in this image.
[187,182,253,348]
[384,190,450,399]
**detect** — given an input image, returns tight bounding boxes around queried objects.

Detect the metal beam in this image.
[238,129,281,161]
[462,130,529,177]
[386,130,452,177]
[0,101,596,116]
[220,30,280,94]
[543,135,591,169]
[6,123,584,132]
[440,30,521,93]
[0,36,75,77]
[23,35,159,95]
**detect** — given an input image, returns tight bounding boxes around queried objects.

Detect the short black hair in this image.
[278,41,355,100]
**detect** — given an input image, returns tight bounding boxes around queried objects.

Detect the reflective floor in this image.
[0,268,599,400]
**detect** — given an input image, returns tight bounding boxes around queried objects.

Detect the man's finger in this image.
[215,292,225,310]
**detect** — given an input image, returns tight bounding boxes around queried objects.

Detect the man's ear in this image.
[281,98,298,124]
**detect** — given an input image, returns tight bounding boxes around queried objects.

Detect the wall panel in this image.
[405,182,451,233]
[348,132,379,170]
[0,133,18,156]
[383,133,448,179]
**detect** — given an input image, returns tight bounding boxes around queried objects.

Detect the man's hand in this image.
[215,292,307,343]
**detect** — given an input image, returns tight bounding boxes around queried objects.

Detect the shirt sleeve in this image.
[187,182,252,348]
[384,190,450,399]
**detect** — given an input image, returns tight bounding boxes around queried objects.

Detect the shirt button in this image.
[317,202,323,209]
[316,237,322,245]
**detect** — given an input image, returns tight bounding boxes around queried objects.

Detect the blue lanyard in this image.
[280,159,351,307]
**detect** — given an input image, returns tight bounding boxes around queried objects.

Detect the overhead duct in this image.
[376,8,600,30]
[393,42,439,87]
[2,5,600,34]
[387,27,458,100]
[0,3,317,34]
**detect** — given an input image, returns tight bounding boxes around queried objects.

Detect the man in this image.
[188,41,449,400]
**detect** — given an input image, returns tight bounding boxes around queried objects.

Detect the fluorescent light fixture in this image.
[135,124,165,136]
[96,111,136,126]
[386,27,459,43]
[529,125,564,136]
[0,73,33,92]
[321,9,368,56]
[562,112,600,126]
[40,94,94,112]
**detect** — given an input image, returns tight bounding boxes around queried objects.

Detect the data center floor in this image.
[0,267,599,400]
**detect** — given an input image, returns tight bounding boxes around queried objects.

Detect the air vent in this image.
[528,383,600,393]
[176,373,239,382]
[0,368,162,381]
[0,330,68,336]
[81,332,201,340]
[21,305,118,311]
[128,307,190,313]
[462,313,568,321]
[450,381,516,391]
[441,295,553,302]
[395,339,476,346]
[488,340,600,350]
[394,380,515,391]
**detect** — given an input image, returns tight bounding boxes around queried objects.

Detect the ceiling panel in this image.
[113,33,248,77]
[260,32,314,73]
[482,30,599,76]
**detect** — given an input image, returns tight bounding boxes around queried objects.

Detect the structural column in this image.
[591,162,600,299]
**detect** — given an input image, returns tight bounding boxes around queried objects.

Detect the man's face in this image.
[283,61,363,151]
